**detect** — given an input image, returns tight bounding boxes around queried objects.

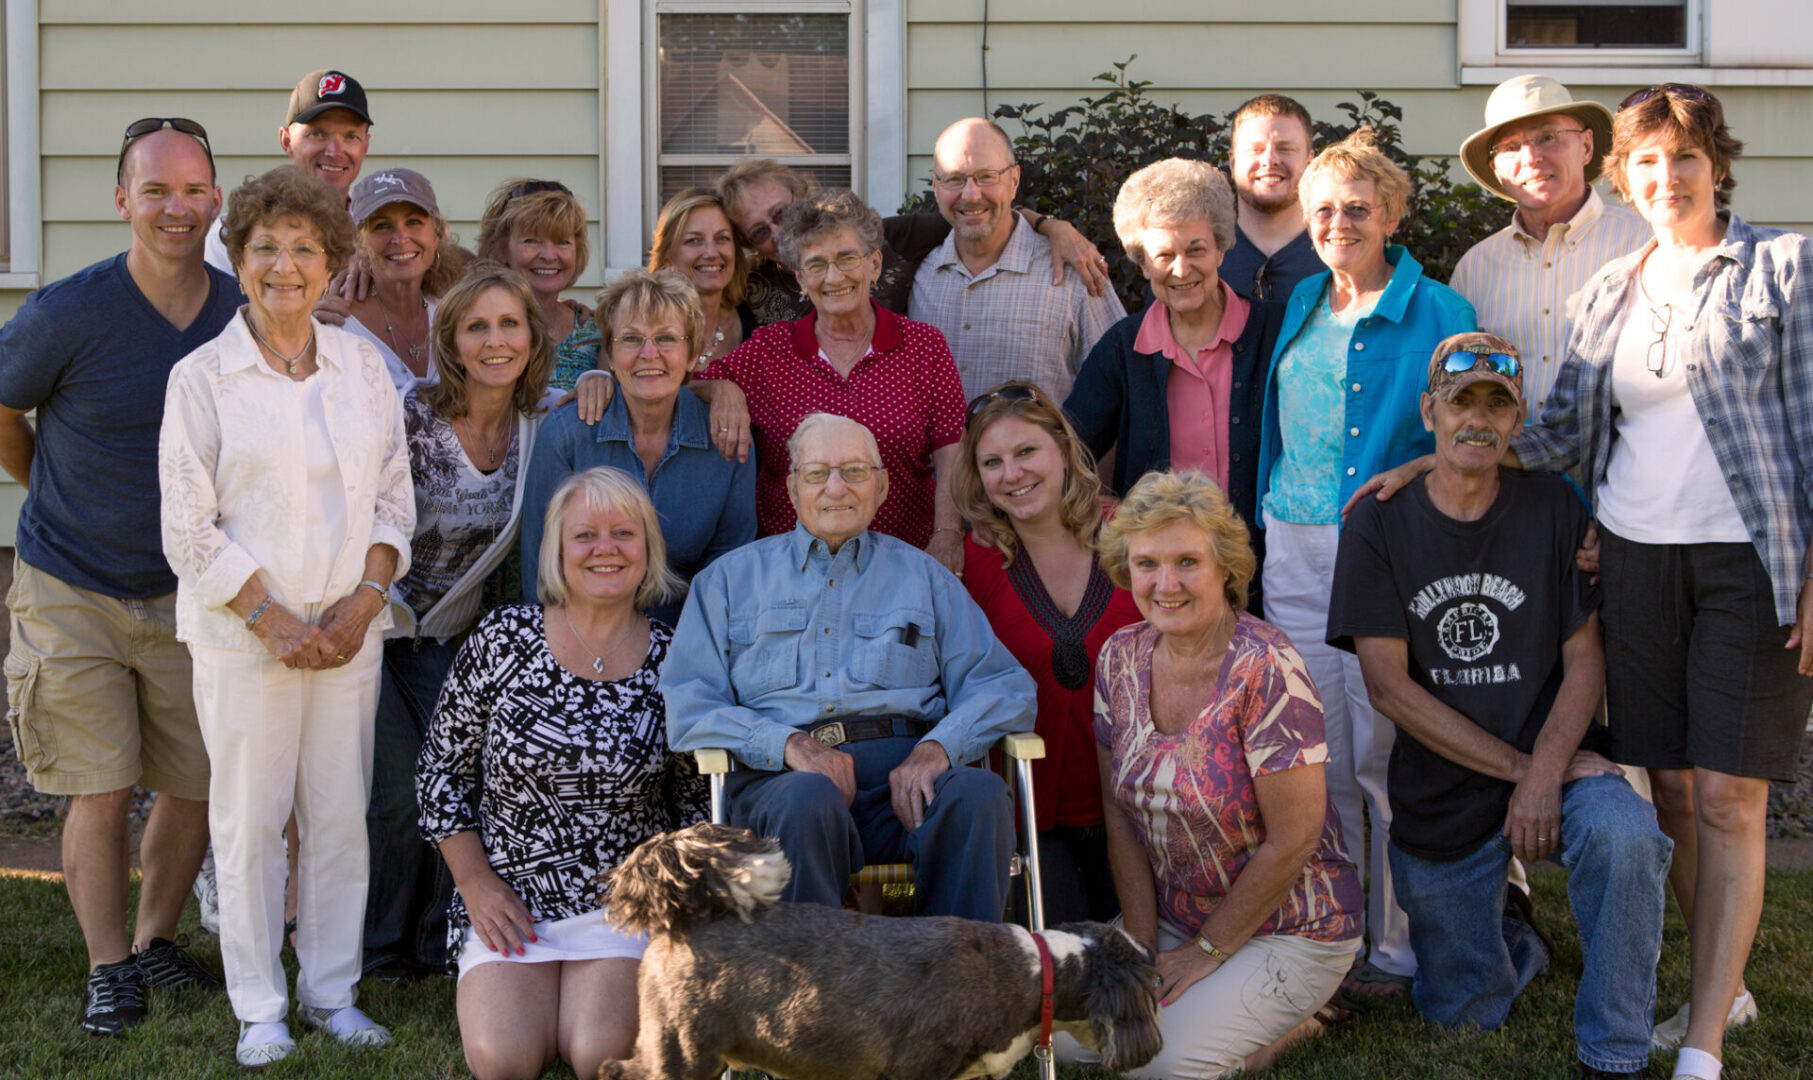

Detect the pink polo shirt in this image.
[1135,283,1250,494]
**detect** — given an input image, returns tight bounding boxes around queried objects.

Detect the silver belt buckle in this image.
[811,721,847,748]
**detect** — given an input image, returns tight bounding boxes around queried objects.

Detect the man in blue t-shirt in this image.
[1327,333,1671,1079]
[0,119,241,1036]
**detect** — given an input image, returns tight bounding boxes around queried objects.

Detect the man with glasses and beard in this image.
[910,118,1125,404]
[1327,333,1670,1080]
[0,118,240,1035]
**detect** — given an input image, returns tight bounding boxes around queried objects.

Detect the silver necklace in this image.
[456,414,509,470]
[376,291,428,362]
[695,306,732,367]
[562,607,641,675]
[247,318,315,375]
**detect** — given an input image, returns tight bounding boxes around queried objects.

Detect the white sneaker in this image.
[192,849,221,936]
[1652,990,1757,1049]
[299,1003,392,1048]
[236,1020,295,1067]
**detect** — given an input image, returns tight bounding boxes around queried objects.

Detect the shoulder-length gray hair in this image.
[536,467,682,611]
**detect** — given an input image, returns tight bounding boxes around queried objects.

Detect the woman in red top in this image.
[952,381,1143,923]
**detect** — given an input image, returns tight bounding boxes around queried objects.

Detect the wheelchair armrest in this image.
[694,748,733,776]
[1000,732,1045,761]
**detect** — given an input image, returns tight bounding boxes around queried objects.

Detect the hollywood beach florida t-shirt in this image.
[1327,468,1600,860]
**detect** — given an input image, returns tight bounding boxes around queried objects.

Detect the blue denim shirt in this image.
[663,525,1037,771]
[520,388,756,625]
[1257,246,1478,525]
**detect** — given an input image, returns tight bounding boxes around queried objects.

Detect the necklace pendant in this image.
[592,656,605,675]
[408,343,423,359]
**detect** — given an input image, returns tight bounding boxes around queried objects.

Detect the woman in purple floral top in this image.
[1088,470,1361,1079]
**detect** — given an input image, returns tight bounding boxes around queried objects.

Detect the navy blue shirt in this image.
[0,254,241,597]
[1220,225,1325,305]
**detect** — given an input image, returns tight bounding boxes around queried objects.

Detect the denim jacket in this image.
[519,388,756,625]
[1256,246,1478,525]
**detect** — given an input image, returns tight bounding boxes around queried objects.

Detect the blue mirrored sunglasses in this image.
[1442,351,1520,379]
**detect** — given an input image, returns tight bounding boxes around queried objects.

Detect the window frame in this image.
[1496,0,1701,61]
[2,0,42,286]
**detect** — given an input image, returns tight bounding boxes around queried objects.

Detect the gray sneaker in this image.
[81,959,147,1036]
[192,848,221,935]
[134,935,223,991]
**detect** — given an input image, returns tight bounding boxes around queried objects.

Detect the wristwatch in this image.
[1196,936,1233,963]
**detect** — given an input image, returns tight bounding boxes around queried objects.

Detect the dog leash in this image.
[1031,931,1055,1065]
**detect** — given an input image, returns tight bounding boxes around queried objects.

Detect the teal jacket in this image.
[1256,246,1477,526]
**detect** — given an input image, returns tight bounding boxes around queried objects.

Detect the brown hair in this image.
[476,178,592,281]
[648,188,749,307]
[223,166,356,275]
[1098,470,1255,612]
[1299,128,1411,224]
[422,262,554,421]
[1605,85,1743,210]
[715,159,814,237]
[357,206,467,298]
[952,382,1105,564]
[1229,94,1314,142]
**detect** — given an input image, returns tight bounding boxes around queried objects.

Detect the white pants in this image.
[1261,514,1413,978]
[192,630,382,1023]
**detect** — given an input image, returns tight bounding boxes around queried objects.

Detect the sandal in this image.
[1339,958,1413,1002]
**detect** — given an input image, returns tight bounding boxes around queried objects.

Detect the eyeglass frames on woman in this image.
[116,117,214,183]
[797,253,870,280]
[1308,202,1376,224]
[1646,303,1673,379]
[963,383,1040,428]
[1619,84,1715,111]
[1442,351,1521,379]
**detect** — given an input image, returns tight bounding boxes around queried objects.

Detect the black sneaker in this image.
[81,958,147,1036]
[134,936,223,991]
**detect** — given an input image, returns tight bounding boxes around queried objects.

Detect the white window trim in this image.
[2,0,41,287]
[1458,0,1813,82]
[599,0,904,272]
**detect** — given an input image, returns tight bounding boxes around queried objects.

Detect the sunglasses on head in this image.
[1442,350,1521,379]
[116,117,213,183]
[506,179,570,202]
[964,384,1040,428]
[1619,84,1714,111]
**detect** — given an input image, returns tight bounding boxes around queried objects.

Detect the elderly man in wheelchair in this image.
[663,413,1037,921]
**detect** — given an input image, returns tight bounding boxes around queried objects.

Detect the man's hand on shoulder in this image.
[889,739,951,831]
[784,731,856,807]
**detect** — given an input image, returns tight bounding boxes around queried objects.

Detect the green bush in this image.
[902,58,1506,309]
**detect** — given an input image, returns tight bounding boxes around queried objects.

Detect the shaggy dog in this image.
[600,823,1162,1080]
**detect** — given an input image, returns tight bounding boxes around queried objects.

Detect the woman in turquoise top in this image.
[1254,129,1476,1000]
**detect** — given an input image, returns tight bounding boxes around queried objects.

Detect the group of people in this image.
[0,58,1804,1080]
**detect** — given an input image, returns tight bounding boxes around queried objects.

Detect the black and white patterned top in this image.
[417,604,707,957]
[395,391,519,620]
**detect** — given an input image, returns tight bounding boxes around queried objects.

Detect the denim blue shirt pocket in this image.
[850,606,939,689]
[726,603,808,700]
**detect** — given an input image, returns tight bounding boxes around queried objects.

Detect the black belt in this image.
[806,717,934,748]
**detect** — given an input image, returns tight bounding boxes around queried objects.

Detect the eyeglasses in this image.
[1620,84,1715,111]
[117,117,214,183]
[506,179,570,202]
[964,383,1040,428]
[793,462,880,486]
[244,240,327,265]
[1309,201,1376,224]
[744,202,791,251]
[930,167,1016,192]
[1646,303,1673,379]
[1441,350,1521,379]
[798,253,870,280]
[612,332,686,353]
[1491,128,1587,159]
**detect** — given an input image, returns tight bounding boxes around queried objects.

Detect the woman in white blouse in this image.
[158,166,414,1067]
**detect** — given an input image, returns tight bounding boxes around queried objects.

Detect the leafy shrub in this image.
[902,58,1507,308]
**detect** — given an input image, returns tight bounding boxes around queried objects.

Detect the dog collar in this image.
[1031,931,1055,1059]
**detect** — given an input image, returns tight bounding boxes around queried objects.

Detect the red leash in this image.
[1031,931,1055,1061]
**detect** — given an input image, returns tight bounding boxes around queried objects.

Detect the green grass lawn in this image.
[1,866,1809,1079]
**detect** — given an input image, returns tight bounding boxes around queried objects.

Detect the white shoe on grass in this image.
[236,1020,295,1067]
[299,1003,392,1048]
[1652,990,1756,1049]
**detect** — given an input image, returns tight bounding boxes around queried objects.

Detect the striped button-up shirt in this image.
[909,216,1125,403]
[1514,215,1813,624]
[1451,189,1651,417]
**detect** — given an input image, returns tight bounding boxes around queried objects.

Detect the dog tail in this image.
[605,823,792,936]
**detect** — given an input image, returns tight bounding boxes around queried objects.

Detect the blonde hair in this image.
[423,262,554,421]
[1298,128,1411,224]
[536,467,682,610]
[476,178,591,283]
[1098,470,1255,612]
[357,206,465,297]
[952,382,1104,564]
[594,268,706,363]
[1113,158,1237,268]
[649,188,750,307]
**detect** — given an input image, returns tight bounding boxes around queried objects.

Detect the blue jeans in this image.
[1389,774,1672,1073]
[362,636,459,970]
[724,735,1014,921]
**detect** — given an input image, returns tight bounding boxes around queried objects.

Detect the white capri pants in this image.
[1262,513,1413,978]
[1059,918,1359,1079]
[192,627,382,1024]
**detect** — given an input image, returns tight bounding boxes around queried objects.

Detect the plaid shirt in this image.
[909,216,1125,403]
[1515,215,1813,624]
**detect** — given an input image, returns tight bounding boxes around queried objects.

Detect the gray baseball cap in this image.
[349,168,440,226]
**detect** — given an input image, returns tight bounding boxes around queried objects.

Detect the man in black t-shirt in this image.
[1328,333,1670,1079]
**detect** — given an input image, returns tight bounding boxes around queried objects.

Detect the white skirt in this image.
[456,907,647,982]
